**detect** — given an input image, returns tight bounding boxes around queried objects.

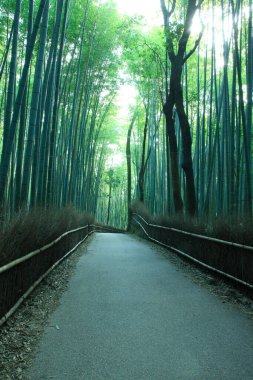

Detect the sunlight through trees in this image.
[0,0,252,229]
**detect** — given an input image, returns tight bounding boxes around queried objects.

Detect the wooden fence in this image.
[0,224,118,326]
[132,213,253,290]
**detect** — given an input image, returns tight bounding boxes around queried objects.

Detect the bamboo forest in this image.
[0,0,252,230]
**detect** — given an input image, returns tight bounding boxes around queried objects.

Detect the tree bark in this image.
[163,92,184,213]
[126,112,137,231]
[21,0,49,206]
[173,64,196,216]
[0,0,47,205]
[160,0,199,216]
[138,109,149,203]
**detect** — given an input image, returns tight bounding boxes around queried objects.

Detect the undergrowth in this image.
[0,206,94,266]
[131,201,253,246]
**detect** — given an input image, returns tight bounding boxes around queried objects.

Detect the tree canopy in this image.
[0,0,252,228]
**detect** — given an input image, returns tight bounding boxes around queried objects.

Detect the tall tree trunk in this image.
[0,25,13,84]
[107,183,112,225]
[160,0,200,216]
[163,93,184,213]
[15,0,34,209]
[21,0,49,206]
[231,0,252,215]
[173,63,196,216]
[138,106,149,203]
[46,0,66,205]
[126,112,137,231]
[3,0,21,158]
[0,0,47,205]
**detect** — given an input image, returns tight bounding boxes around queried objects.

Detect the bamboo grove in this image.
[0,0,125,220]
[0,0,252,229]
[123,0,253,224]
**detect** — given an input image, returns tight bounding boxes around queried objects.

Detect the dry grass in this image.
[210,215,253,246]
[131,202,253,287]
[131,200,153,223]
[131,201,253,246]
[0,206,94,266]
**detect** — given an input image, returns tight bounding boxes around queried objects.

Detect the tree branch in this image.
[183,30,203,63]
[196,0,205,9]
[159,88,164,105]
[168,0,177,17]
[160,0,169,27]
[160,0,177,25]
[177,0,204,62]
[144,41,166,74]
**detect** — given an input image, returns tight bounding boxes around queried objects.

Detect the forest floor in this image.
[0,233,252,379]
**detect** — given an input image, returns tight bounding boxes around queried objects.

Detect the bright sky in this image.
[116,81,138,121]
[113,1,163,130]
[101,2,157,169]
[115,0,162,27]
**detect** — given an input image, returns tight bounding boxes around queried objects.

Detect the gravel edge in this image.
[0,234,94,380]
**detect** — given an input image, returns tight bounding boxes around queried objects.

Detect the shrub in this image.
[0,206,94,266]
[131,201,253,246]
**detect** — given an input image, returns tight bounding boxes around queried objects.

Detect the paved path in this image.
[27,233,253,380]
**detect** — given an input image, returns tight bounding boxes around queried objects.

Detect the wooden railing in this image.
[132,213,253,290]
[0,224,118,326]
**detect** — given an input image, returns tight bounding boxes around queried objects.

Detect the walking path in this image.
[27,233,253,379]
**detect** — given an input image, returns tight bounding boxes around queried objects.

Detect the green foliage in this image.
[0,0,252,227]
[165,21,184,51]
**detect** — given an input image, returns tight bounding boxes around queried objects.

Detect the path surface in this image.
[27,233,253,380]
